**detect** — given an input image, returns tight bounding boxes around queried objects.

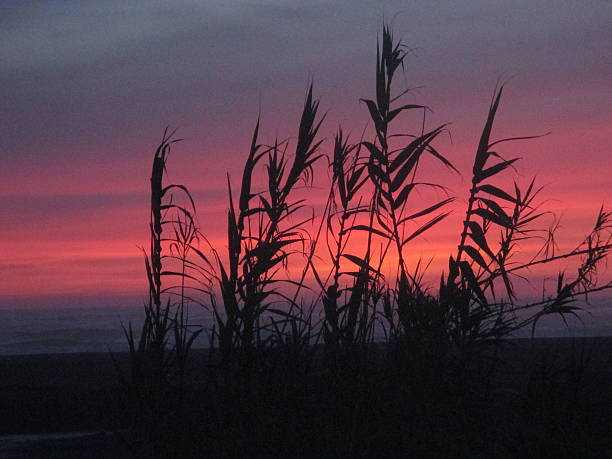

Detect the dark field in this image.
[1,337,611,458]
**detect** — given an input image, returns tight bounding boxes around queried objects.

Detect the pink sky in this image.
[1,0,610,307]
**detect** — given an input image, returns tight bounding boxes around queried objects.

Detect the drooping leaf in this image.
[399,198,454,223]
[402,212,450,246]
[478,198,510,222]
[392,183,416,210]
[387,104,426,123]
[389,134,427,174]
[342,225,390,239]
[477,183,520,204]
[342,254,381,275]
[376,212,392,234]
[424,143,459,174]
[466,221,495,259]
[390,148,423,192]
[471,207,513,228]
[459,245,491,273]
[475,159,519,184]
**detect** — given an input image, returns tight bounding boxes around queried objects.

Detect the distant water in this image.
[0,306,212,355]
[0,299,610,355]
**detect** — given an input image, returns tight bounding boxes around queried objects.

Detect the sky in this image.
[1,0,611,309]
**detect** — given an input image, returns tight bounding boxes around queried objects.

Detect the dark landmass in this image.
[1,337,611,458]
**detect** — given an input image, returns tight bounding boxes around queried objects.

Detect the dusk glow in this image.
[3,3,612,456]
[2,0,610,305]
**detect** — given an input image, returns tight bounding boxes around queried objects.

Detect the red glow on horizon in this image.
[2,7,611,307]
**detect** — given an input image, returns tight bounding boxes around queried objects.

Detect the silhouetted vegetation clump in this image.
[118,26,612,458]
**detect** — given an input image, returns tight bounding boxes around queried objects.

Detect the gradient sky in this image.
[1,0,611,308]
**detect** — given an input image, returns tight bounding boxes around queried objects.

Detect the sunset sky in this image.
[1,0,611,309]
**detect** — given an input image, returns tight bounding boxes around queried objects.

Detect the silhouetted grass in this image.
[118,25,612,458]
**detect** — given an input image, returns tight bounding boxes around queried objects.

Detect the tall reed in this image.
[120,23,612,458]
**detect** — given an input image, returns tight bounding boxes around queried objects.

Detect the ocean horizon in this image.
[0,305,213,356]
[1,298,611,356]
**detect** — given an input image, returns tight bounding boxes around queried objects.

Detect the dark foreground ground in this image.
[1,337,611,458]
